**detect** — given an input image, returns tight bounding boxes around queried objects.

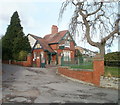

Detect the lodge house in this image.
[28,25,76,66]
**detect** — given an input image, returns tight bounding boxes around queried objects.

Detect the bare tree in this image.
[59,0,119,57]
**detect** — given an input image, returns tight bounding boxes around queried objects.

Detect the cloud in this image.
[0,2,40,35]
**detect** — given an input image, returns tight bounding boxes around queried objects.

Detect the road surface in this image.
[2,64,119,103]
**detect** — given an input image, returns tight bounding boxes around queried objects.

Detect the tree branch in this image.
[78,3,98,47]
[101,29,117,44]
[87,2,103,17]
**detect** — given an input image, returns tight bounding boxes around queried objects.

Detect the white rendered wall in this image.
[28,35,36,48]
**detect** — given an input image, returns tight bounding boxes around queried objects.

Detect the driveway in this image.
[2,64,119,103]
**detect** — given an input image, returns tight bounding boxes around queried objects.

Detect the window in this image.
[35,43,41,49]
[33,52,37,60]
[41,52,44,59]
[63,51,71,61]
[65,41,70,47]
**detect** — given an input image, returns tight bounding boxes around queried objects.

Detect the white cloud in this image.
[1,0,118,53]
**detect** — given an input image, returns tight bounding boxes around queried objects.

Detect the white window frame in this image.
[33,52,37,60]
[65,40,70,47]
[63,50,71,61]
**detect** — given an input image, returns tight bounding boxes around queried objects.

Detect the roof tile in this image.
[28,30,68,53]
[44,30,68,44]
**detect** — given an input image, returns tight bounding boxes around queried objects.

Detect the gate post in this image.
[27,53,32,66]
[93,54,104,86]
[36,56,41,67]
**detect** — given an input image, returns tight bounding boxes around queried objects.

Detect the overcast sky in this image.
[0,0,119,53]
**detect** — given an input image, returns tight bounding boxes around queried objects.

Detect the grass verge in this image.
[70,64,120,77]
[104,66,120,78]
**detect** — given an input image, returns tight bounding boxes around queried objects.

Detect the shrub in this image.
[18,50,28,61]
[104,52,120,67]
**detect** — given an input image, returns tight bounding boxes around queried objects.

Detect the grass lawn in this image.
[104,66,120,78]
[70,63,93,69]
[70,64,120,78]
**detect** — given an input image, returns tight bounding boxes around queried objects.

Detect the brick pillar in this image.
[93,54,104,86]
[27,53,32,66]
[36,56,41,67]
[58,56,61,65]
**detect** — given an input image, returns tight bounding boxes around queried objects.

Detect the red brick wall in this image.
[2,60,9,64]
[58,55,104,86]
[93,60,104,75]
[51,25,58,34]
[32,49,43,53]
[93,56,104,85]
[70,41,75,50]
[58,67,94,85]
[57,49,63,56]
[26,54,32,66]
[36,57,41,67]
[52,55,56,61]
[71,51,75,59]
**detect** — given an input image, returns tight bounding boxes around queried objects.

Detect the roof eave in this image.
[48,42,59,45]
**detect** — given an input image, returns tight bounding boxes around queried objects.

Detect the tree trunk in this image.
[98,44,105,58]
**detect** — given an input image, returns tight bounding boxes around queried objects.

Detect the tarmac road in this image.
[2,64,119,103]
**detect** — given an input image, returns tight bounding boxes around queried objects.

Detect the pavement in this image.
[2,64,119,103]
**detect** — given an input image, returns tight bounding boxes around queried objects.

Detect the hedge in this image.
[104,52,120,67]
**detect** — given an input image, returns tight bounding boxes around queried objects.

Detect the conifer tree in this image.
[2,11,31,60]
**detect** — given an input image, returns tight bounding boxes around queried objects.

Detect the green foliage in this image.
[75,49,82,57]
[2,36,13,60]
[18,50,28,61]
[104,52,120,61]
[75,49,83,63]
[2,11,31,60]
[104,52,120,67]
[70,62,93,69]
[12,36,31,57]
[104,66,120,78]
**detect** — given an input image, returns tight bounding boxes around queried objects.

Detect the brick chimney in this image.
[51,25,58,34]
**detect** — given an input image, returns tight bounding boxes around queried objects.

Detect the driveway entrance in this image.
[2,64,118,103]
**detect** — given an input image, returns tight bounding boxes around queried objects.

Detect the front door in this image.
[48,54,51,64]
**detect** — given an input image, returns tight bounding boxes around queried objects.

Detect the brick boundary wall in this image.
[58,54,104,86]
[2,53,32,67]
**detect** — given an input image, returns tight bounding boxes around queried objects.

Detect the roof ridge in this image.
[44,30,68,37]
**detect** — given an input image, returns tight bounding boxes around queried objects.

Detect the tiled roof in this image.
[44,30,68,44]
[75,46,97,53]
[28,30,69,53]
[37,38,55,53]
[29,34,55,53]
[29,34,42,39]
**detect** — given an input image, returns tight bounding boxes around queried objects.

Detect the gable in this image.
[34,41,42,49]
[59,31,76,46]
[28,34,37,48]
[62,32,72,41]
